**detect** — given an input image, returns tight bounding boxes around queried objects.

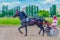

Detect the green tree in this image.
[2,5,5,17]
[50,4,56,17]
[2,5,8,17]
[38,10,49,17]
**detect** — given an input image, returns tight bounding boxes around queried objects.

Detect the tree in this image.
[2,5,8,17]
[25,5,39,18]
[50,4,56,17]
[2,5,5,17]
[38,10,49,17]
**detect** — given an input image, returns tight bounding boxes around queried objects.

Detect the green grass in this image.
[0,17,60,25]
[0,17,21,25]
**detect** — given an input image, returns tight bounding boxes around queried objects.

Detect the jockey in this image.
[16,7,29,23]
[51,15,58,29]
[21,7,29,22]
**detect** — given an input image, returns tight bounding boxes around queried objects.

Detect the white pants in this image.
[51,23,57,29]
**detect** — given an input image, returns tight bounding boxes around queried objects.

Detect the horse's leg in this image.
[39,27,44,36]
[37,24,44,36]
[24,25,27,36]
[18,26,24,34]
[36,24,42,35]
[42,27,45,36]
[20,22,28,36]
[39,29,42,35]
[40,25,45,36]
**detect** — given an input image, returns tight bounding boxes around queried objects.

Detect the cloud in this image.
[1,2,21,9]
[2,2,20,5]
[40,0,56,4]
[55,2,60,4]
[2,2,10,5]
[0,0,18,2]
[46,0,55,2]
[0,0,60,10]
[2,2,21,7]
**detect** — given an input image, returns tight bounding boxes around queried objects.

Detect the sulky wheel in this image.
[49,28,59,37]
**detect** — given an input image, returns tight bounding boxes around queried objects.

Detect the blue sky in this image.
[0,0,60,10]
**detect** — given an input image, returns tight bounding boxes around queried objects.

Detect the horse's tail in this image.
[43,18,50,27]
[42,18,48,24]
[44,19,48,24]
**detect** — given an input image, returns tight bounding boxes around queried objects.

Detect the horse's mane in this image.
[18,11,28,20]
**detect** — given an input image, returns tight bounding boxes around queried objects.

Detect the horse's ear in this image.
[16,10,19,15]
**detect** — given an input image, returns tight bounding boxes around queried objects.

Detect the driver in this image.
[51,15,58,29]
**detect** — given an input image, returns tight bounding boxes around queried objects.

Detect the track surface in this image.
[0,25,60,40]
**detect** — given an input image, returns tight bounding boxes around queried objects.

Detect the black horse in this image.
[13,10,48,36]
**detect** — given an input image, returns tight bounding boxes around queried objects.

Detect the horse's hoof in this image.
[19,31,23,34]
[18,29,23,34]
[42,35,44,36]
[38,32,40,35]
[20,32,23,34]
[24,35,27,36]
[24,34,27,36]
[42,34,44,36]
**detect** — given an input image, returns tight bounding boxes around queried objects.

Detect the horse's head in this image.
[13,10,19,18]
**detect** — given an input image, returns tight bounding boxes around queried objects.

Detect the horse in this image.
[13,10,48,36]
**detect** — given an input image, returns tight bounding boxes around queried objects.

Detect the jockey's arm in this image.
[23,12,28,18]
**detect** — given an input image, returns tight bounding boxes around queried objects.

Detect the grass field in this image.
[0,17,60,25]
[0,17,20,25]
